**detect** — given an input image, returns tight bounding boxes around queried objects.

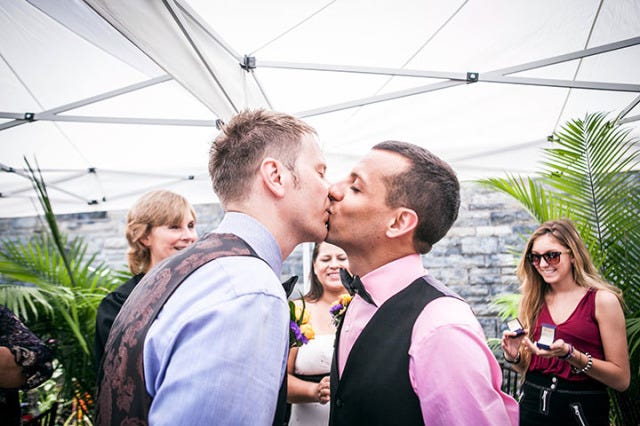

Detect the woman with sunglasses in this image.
[501,219,629,425]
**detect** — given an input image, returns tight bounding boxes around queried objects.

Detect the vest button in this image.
[336,398,343,408]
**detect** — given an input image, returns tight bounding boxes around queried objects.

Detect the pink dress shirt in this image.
[337,254,519,425]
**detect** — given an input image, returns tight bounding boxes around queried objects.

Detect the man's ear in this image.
[259,157,286,198]
[386,208,418,239]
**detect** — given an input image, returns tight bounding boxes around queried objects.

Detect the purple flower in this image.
[290,320,308,346]
[329,304,343,315]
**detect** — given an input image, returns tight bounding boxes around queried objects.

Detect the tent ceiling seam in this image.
[250,71,274,111]
[296,80,464,118]
[4,172,89,197]
[28,0,160,76]
[174,0,241,61]
[490,37,640,77]
[163,0,239,113]
[0,164,94,203]
[40,76,172,117]
[450,139,548,162]
[32,115,214,127]
[620,95,640,120]
[0,50,46,112]
[0,47,93,165]
[277,37,640,119]
[366,0,469,107]
[249,0,338,56]
[551,0,605,133]
[620,114,640,124]
[259,36,640,81]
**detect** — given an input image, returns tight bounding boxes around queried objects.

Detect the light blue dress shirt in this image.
[143,212,290,425]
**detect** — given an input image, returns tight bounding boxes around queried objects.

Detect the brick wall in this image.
[0,182,538,338]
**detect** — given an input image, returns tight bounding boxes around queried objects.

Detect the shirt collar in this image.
[361,254,426,306]
[215,212,283,276]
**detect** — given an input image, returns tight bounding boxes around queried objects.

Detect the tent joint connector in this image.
[23,112,36,121]
[88,167,96,174]
[241,55,256,71]
[466,72,479,83]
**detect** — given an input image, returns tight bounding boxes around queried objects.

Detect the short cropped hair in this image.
[373,141,460,254]
[126,190,196,274]
[209,109,317,205]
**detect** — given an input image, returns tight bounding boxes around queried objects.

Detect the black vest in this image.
[329,275,459,426]
[95,232,287,425]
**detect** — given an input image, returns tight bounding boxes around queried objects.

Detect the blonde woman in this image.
[287,242,349,426]
[94,190,197,368]
[501,219,629,425]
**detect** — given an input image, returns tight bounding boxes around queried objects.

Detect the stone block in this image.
[461,236,498,254]
[469,268,501,285]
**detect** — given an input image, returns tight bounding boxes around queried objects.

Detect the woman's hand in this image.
[500,329,527,361]
[522,337,569,359]
[317,376,330,404]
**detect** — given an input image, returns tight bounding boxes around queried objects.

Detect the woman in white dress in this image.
[287,242,349,426]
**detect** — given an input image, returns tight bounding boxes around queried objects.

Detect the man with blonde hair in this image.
[96,109,331,425]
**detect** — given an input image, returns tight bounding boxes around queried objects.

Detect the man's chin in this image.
[324,229,339,245]
[312,226,329,243]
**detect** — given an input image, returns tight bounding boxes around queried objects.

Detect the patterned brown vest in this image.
[95,232,259,425]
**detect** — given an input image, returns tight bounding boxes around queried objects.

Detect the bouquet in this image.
[329,294,352,327]
[289,297,315,347]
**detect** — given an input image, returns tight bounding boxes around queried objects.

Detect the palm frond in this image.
[543,113,640,312]
[490,293,521,321]
[479,174,570,223]
[628,318,640,373]
[0,284,53,319]
[0,159,124,411]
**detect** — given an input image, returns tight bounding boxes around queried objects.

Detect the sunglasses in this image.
[527,250,570,266]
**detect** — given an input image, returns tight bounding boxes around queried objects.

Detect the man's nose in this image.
[329,183,344,201]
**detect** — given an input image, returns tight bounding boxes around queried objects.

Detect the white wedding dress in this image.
[289,334,335,426]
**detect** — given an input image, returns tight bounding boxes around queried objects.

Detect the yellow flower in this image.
[330,294,353,327]
[300,323,315,341]
[295,305,311,324]
[338,294,352,306]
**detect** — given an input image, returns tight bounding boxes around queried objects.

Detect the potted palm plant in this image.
[481,112,639,425]
[0,159,125,423]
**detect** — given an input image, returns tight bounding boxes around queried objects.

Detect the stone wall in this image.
[0,182,538,338]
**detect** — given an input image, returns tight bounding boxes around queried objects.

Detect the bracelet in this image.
[559,343,574,360]
[503,351,521,364]
[571,352,593,374]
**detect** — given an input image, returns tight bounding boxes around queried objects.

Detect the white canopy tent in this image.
[1,0,639,218]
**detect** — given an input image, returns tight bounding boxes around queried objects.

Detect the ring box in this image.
[507,318,525,337]
[536,323,556,350]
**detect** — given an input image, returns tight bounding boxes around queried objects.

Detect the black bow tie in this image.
[339,269,376,306]
[281,276,298,298]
